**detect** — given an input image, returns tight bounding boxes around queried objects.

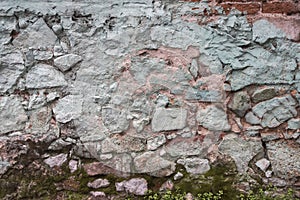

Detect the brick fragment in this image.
[262,2,300,14]
[221,3,261,14]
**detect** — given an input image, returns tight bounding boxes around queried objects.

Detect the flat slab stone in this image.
[151,107,187,132]
[228,53,296,91]
[0,96,28,135]
[25,64,67,89]
[177,158,210,175]
[251,95,297,128]
[185,88,223,102]
[165,137,212,158]
[133,152,175,177]
[54,54,82,72]
[252,87,276,103]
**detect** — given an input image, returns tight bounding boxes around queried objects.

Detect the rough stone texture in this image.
[54,54,82,72]
[133,152,175,177]
[44,153,67,168]
[115,178,148,196]
[250,95,297,128]
[101,107,129,134]
[0,161,10,175]
[267,140,300,179]
[287,118,300,130]
[0,96,27,135]
[177,158,210,175]
[152,108,187,132]
[197,105,231,131]
[83,162,128,177]
[0,0,299,196]
[0,50,25,93]
[252,87,276,103]
[53,95,83,123]
[87,178,110,189]
[13,18,57,49]
[25,64,67,89]
[253,19,286,44]
[255,158,270,172]
[147,134,166,150]
[228,53,297,91]
[266,140,300,179]
[69,160,78,173]
[165,137,211,158]
[229,91,251,117]
[219,134,264,173]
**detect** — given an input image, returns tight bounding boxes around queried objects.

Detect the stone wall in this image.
[0,0,299,199]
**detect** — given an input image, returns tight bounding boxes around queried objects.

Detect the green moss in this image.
[172,162,239,200]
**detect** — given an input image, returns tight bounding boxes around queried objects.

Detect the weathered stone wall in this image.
[0,0,299,199]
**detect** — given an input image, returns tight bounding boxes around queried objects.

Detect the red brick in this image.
[262,2,300,14]
[217,0,262,2]
[221,3,261,14]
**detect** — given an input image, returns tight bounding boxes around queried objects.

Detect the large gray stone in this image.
[196,105,230,131]
[228,54,296,91]
[251,95,297,128]
[25,64,67,89]
[0,51,25,93]
[0,96,27,135]
[13,18,57,49]
[255,158,270,172]
[101,107,129,134]
[54,54,82,72]
[53,95,83,123]
[266,140,300,179]
[252,19,285,44]
[219,134,264,173]
[134,152,175,177]
[165,137,211,158]
[152,107,187,132]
